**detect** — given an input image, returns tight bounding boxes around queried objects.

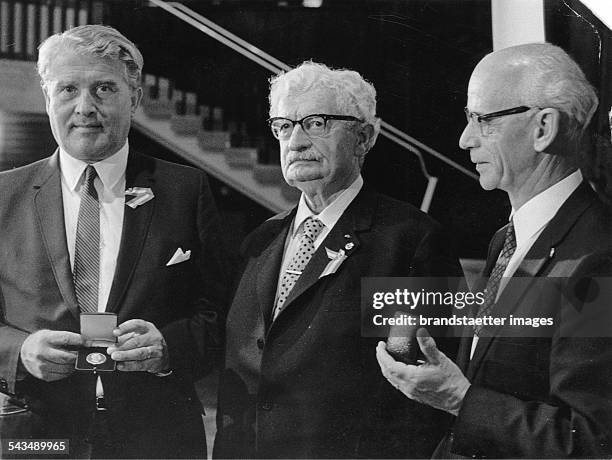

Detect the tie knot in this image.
[84,165,97,183]
[302,217,324,242]
[82,165,98,198]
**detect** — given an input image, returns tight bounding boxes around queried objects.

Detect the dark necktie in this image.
[274,217,325,319]
[474,220,516,335]
[73,165,100,313]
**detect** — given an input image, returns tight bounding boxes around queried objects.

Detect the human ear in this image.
[131,87,143,114]
[355,123,374,157]
[41,81,51,114]
[533,108,560,152]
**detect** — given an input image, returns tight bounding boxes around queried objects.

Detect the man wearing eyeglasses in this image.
[214,61,461,458]
[377,43,612,458]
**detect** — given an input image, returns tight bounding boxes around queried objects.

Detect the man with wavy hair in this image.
[214,61,460,459]
[0,25,226,458]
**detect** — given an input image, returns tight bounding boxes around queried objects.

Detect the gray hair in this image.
[496,43,598,141]
[269,61,381,153]
[37,24,143,90]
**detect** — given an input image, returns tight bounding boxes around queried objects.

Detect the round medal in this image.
[86,352,107,366]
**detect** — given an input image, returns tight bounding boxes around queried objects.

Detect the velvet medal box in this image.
[75,312,117,372]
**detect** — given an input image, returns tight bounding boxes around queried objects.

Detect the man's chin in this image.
[64,142,115,162]
[477,174,499,191]
[286,177,325,191]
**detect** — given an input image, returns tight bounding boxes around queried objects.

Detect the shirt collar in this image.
[292,175,364,237]
[511,169,583,248]
[59,142,129,193]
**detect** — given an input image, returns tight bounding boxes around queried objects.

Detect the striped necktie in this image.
[73,165,100,313]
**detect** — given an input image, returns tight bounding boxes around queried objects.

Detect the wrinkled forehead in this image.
[273,87,341,118]
[43,45,129,84]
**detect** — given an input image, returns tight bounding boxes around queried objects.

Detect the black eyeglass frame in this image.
[464,105,540,124]
[267,114,363,139]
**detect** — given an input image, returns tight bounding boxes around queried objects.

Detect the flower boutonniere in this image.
[320,247,348,278]
[125,187,154,209]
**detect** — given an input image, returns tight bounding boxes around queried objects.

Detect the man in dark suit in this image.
[214,62,460,459]
[0,25,226,458]
[377,43,612,458]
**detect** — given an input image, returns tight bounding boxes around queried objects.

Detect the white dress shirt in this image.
[59,143,128,399]
[471,169,583,358]
[275,175,364,304]
[59,142,128,312]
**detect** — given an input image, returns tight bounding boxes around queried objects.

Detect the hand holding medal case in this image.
[75,313,117,372]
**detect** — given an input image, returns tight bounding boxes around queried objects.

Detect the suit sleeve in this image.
[0,285,29,395]
[364,219,463,458]
[0,329,29,396]
[451,253,612,458]
[161,171,230,379]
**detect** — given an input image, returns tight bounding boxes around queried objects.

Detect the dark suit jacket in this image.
[0,151,227,459]
[214,187,461,459]
[443,182,612,458]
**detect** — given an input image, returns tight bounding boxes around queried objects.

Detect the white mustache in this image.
[286,152,319,165]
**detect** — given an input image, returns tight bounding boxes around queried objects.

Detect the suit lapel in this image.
[467,182,597,379]
[273,189,375,322]
[105,152,155,313]
[33,153,80,320]
[254,213,294,327]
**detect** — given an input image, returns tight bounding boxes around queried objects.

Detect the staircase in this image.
[0,59,55,170]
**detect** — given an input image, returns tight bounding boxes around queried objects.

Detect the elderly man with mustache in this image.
[214,61,461,459]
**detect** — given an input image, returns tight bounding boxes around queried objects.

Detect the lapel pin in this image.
[549,247,555,258]
[125,187,154,209]
[345,242,354,250]
[344,234,350,238]
[321,247,348,278]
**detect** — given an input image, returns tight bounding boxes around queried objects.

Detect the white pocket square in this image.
[166,248,191,266]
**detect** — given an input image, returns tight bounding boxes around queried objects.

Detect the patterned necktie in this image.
[474,220,516,335]
[274,217,325,319]
[73,165,100,313]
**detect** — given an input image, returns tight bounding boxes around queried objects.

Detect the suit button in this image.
[0,379,7,391]
[256,338,265,350]
[259,401,273,411]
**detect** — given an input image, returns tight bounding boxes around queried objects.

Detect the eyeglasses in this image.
[268,114,363,140]
[464,106,540,136]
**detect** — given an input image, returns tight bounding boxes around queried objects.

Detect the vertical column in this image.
[491,0,545,50]
[26,2,36,58]
[77,0,88,26]
[40,2,50,44]
[66,1,76,29]
[0,1,9,55]
[52,0,62,33]
[13,1,23,56]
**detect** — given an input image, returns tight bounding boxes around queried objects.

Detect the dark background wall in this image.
[112,0,506,258]
[2,0,608,258]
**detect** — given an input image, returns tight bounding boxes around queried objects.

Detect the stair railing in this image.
[148,0,479,212]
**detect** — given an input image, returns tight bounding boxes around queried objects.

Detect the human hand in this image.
[376,328,470,415]
[107,319,169,373]
[20,330,85,381]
